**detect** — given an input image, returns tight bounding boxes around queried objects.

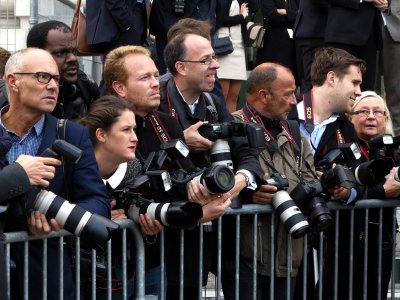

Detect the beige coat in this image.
[232,109,316,277]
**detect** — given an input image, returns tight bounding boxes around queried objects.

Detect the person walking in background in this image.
[255,0,299,85]
[215,0,258,112]
[380,0,400,135]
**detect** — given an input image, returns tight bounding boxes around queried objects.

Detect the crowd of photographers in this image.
[0,12,399,300]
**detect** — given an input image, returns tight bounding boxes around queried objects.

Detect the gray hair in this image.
[351,91,393,135]
[4,48,53,95]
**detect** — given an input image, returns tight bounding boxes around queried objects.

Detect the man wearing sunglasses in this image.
[26,20,99,120]
[0,48,109,299]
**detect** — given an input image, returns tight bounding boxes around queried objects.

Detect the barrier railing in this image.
[1,199,399,300]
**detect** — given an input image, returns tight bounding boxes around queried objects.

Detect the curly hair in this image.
[27,20,71,49]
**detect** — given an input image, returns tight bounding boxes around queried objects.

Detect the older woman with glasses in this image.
[348,91,400,300]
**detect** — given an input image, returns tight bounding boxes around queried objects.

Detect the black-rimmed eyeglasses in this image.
[180,55,218,65]
[14,72,62,86]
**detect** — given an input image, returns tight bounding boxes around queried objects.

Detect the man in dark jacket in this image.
[290,47,366,299]
[2,47,109,300]
[158,18,263,299]
[104,44,232,298]
[26,20,99,120]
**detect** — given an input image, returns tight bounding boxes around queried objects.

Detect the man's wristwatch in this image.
[236,171,250,187]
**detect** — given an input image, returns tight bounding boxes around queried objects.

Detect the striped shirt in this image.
[0,106,45,164]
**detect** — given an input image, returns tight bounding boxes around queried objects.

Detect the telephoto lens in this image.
[352,159,391,185]
[192,164,235,194]
[272,191,310,238]
[34,190,119,251]
[307,196,334,233]
[128,199,203,230]
[210,139,234,168]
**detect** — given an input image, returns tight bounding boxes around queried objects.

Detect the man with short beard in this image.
[27,20,99,120]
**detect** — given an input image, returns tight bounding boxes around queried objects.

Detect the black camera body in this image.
[369,134,400,168]
[317,142,362,171]
[262,173,289,191]
[320,164,357,190]
[290,180,333,233]
[198,120,265,150]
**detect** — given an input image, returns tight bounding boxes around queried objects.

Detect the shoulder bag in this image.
[71,0,103,56]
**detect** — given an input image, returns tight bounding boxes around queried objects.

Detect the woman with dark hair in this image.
[80,95,163,298]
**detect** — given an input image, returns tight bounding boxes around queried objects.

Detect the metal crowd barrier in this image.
[1,199,399,300]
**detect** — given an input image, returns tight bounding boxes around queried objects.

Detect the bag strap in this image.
[71,0,82,36]
[203,92,219,123]
[56,119,70,200]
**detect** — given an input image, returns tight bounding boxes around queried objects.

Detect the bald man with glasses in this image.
[1,48,109,300]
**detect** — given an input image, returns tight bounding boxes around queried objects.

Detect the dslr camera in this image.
[112,176,203,230]
[5,139,119,251]
[290,180,333,233]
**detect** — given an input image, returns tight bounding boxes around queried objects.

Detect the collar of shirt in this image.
[176,85,200,115]
[102,162,127,189]
[0,106,45,162]
[296,101,339,154]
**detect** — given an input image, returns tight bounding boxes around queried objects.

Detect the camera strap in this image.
[56,118,70,200]
[302,90,346,148]
[302,90,315,135]
[147,111,172,144]
[241,103,304,182]
[166,79,219,127]
[166,79,194,129]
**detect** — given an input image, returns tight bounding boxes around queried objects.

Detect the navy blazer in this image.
[37,114,110,217]
[86,0,138,45]
[325,0,382,46]
[149,0,217,38]
[293,0,328,39]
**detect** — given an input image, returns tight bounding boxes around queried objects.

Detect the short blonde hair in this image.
[351,91,393,135]
[104,46,151,95]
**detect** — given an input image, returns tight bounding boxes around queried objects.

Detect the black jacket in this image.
[157,78,263,287]
[149,0,217,38]
[293,0,328,39]
[289,104,359,167]
[325,0,382,47]
[53,70,99,120]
